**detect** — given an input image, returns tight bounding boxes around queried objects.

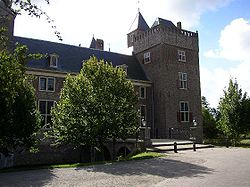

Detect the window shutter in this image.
[189,112,193,122]
[177,111,181,122]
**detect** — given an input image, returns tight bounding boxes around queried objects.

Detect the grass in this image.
[240,139,250,145]
[126,151,164,161]
[0,151,165,173]
[204,138,250,148]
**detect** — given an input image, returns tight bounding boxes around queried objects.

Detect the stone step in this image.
[152,142,193,147]
[147,144,214,152]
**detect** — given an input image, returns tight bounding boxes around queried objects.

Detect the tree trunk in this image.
[112,138,116,160]
[90,146,95,162]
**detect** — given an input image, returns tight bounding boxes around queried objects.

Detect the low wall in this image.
[0,140,145,169]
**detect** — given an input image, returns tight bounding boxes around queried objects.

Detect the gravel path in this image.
[0,147,250,187]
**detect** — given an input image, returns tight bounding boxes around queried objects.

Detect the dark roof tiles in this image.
[137,12,149,31]
[14,36,149,81]
[152,17,176,28]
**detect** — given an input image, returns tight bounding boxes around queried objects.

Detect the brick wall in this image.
[132,26,203,142]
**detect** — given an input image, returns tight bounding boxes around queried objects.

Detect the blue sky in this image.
[13,0,250,108]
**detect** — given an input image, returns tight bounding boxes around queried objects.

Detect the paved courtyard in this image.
[0,147,250,187]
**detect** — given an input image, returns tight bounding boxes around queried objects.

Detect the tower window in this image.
[178,72,187,89]
[144,52,151,64]
[178,50,186,62]
[179,101,189,122]
[130,33,134,42]
[49,54,59,68]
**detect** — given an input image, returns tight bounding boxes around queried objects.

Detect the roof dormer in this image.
[117,64,128,75]
[49,53,59,68]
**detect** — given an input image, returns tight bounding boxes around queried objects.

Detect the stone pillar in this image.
[139,127,152,147]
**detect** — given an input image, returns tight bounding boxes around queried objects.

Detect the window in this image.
[179,101,189,122]
[140,105,147,126]
[144,52,151,64]
[39,100,55,128]
[139,86,146,99]
[39,77,55,92]
[130,33,134,43]
[117,64,128,75]
[178,72,187,89]
[178,50,186,62]
[49,54,58,68]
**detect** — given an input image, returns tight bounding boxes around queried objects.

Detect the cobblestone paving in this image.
[0,147,250,187]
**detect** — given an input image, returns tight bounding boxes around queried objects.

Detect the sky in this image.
[13,0,250,108]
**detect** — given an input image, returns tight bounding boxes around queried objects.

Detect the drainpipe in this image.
[151,84,155,138]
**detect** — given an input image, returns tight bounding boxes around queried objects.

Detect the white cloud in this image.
[14,0,234,54]
[145,0,234,29]
[204,18,250,61]
[202,18,250,108]
[201,62,250,108]
[200,67,229,108]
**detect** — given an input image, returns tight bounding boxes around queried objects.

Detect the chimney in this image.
[96,39,104,50]
[177,22,182,29]
[89,36,104,50]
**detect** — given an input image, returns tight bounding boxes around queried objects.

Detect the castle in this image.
[0,2,203,142]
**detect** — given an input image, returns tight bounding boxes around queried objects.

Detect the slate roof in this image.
[128,11,149,33]
[14,36,149,81]
[137,12,149,31]
[151,17,176,29]
[89,36,96,49]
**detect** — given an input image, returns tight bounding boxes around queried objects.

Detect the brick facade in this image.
[128,15,203,142]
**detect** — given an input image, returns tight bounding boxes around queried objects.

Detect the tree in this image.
[0,29,42,154]
[238,97,250,135]
[217,79,247,145]
[51,57,139,155]
[201,96,218,138]
[2,0,62,40]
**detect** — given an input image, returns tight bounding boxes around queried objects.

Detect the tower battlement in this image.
[128,24,199,54]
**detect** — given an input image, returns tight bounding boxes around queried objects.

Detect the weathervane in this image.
[137,0,140,12]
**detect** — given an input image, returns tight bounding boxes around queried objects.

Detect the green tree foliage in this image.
[52,57,139,149]
[239,97,250,135]
[217,79,248,145]
[0,29,42,154]
[201,96,218,138]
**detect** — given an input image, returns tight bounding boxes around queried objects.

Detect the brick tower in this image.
[0,0,16,48]
[128,12,203,142]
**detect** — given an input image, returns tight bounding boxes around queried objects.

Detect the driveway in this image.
[0,147,250,187]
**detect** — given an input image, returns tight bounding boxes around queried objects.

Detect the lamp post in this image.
[190,119,197,151]
[141,118,146,127]
[140,118,151,147]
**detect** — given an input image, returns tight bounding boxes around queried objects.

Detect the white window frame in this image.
[179,101,189,122]
[49,54,59,68]
[38,100,56,128]
[144,52,151,64]
[178,72,188,89]
[139,86,146,99]
[39,76,55,92]
[140,105,147,126]
[178,50,186,62]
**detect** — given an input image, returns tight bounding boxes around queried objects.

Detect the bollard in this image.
[193,142,196,151]
[174,142,178,153]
